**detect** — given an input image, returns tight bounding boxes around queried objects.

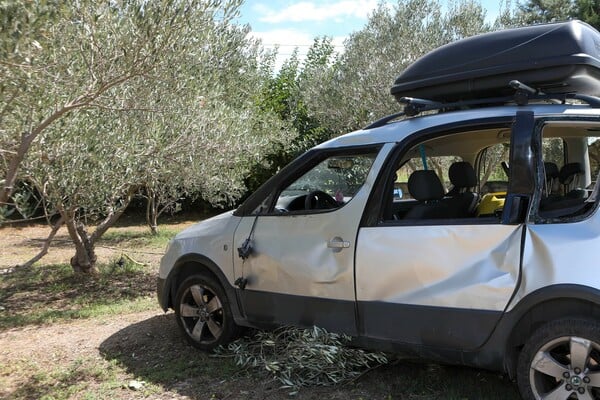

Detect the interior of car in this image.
[387,121,600,223]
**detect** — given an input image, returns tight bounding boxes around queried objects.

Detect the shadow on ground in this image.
[99,313,286,399]
[99,314,521,400]
[0,263,156,330]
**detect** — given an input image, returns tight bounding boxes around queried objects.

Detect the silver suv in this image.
[158,21,600,400]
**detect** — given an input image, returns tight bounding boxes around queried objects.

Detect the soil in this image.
[0,214,191,270]
[0,309,166,399]
[0,308,403,400]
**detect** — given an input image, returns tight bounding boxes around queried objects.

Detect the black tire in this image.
[174,274,240,351]
[517,318,600,400]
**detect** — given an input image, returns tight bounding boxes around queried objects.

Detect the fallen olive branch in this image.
[213,326,388,392]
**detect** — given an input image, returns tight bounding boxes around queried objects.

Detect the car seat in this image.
[444,161,478,217]
[404,170,450,219]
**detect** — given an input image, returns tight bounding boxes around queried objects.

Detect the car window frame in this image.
[529,116,600,225]
[234,144,383,217]
[360,117,519,228]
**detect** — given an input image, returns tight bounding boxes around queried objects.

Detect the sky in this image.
[237,0,506,70]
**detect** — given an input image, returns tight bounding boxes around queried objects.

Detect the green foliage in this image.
[214,326,388,391]
[516,0,600,29]
[299,0,495,134]
[517,0,576,23]
[245,38,334,193]
[577,0,600,29]
[1,0,293,268]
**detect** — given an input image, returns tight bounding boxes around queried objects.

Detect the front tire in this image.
[517,318,600,400]
[174,274,240,351]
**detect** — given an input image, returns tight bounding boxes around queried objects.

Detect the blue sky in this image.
[237,0,507,69]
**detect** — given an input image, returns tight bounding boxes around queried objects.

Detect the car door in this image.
[514,116,600,306]
[232,145,391,335]
[355,112,535,350]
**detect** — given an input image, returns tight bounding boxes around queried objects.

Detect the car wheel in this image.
[174,274,240,351]
[517,318,600,400]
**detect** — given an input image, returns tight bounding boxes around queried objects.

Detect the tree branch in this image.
[0,70,144,206]
[57,205,87,263]
[17,215,65,268]
[90,185,138,243]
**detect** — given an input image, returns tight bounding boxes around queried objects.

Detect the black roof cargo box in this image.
[391,20,600,103]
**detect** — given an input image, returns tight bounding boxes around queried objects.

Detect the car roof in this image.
[315,104,600,149]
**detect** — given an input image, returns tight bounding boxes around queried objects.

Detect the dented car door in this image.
[232,145,391,335]
[355,112,535,350]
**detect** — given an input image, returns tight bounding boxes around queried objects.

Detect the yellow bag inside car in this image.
[476,192,506,216]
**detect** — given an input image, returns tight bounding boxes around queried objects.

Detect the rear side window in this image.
[534,121,600,222]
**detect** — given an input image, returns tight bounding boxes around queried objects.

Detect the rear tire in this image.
[517,318,600,400]
[174,274,240,351]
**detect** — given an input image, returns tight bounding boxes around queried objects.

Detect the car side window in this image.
[534,121,600,222]
[274,152,378,213]
[381,126,514,224]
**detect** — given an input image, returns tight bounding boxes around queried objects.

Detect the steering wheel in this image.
[304,190,339,210]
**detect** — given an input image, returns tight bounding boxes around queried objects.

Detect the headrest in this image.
[448,161,477,188]
[408,170,445,202]
[544,162,559,179]
[559,162,582,185]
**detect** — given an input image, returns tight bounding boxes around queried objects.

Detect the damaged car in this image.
[158,20,600,400]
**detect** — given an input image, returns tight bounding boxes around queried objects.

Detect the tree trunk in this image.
[65,218,98,274]
[480,146,509,189]
[0,133,36,207]
[146,188,159,235]
[58,206,98,274]
[57,188,136,274]
[74,223,98,273]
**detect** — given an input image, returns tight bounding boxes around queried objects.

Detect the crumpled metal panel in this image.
[511,212,600,310]
[356,224,523,310]
[235,213,357,299]
[158,211,242,283]
[232,144,394,301]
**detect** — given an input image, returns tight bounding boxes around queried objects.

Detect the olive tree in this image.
[517,0,576,23]
[300,0,494,134]
[516,0,600,29]
[2,0,290,272]
[1,0,205,207]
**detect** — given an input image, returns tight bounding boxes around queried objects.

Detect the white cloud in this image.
[256,0,378,24]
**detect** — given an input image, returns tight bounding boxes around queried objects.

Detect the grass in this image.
[100,228,177,249]
[8,357,121,400]
[0,259,157,330]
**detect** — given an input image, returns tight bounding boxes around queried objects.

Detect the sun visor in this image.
[390,20,600,103]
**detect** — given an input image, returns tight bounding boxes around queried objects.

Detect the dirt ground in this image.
[0,307,404,400]
[0,309,166,399]
[0,214,189,270]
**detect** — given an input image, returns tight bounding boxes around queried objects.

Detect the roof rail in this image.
[364,81,600,130]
